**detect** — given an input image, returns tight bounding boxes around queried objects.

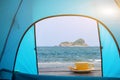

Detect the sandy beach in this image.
[38,60,101,76]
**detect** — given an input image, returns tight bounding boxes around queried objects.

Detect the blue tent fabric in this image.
[98,23,120,77]
[0,0,21,56]
[15,26,38,75]
[0,0,120,79]
[0,0,33,79]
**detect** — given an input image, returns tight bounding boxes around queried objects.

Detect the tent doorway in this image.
[35,16,102,76]
[14,14,120,77]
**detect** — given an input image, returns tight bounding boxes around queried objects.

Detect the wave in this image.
[38,60,101,69]
[38,59,101,65]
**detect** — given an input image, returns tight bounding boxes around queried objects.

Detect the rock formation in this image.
[59,38,88,47]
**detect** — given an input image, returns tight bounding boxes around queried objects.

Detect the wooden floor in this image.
[39,62,101,76]
[39,68,101,76]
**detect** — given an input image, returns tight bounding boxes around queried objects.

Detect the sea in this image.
[37,47,101,63]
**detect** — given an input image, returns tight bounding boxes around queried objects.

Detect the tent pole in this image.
[97,21,103,77]
[34,24,39,74]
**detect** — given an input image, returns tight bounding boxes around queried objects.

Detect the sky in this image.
[35,16,100,47]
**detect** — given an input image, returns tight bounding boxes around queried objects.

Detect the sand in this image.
[38,61,101,76]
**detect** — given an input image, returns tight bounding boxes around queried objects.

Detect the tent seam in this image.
[0,0,23,62]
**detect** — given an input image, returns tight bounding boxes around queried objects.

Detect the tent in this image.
[0,0,120,80]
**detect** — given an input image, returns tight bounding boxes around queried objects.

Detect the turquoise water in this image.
[37,47,100,62]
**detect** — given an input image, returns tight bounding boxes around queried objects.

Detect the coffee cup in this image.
[75,62,94,70]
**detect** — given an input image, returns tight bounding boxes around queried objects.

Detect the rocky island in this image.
[59,38,88,47]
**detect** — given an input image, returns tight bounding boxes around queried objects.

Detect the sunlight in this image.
[98,5,119,18]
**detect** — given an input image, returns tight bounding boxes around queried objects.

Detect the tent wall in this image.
[0,0,120,79]
[0,0,22,79]
[0,0,33,79]
[0,0,21,59]
[98,23,120,77]
[14,26,38,75]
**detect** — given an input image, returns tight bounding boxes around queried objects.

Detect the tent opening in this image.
[14,15,120,77]
[35,16,102,76]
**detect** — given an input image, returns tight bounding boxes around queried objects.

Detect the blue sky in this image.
[35,16,100,47]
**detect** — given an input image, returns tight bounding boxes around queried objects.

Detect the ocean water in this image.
[37,47,101,63]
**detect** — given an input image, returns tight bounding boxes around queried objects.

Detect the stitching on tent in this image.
[0,0,23,62]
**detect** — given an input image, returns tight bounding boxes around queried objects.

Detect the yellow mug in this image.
[75,62,94,70]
